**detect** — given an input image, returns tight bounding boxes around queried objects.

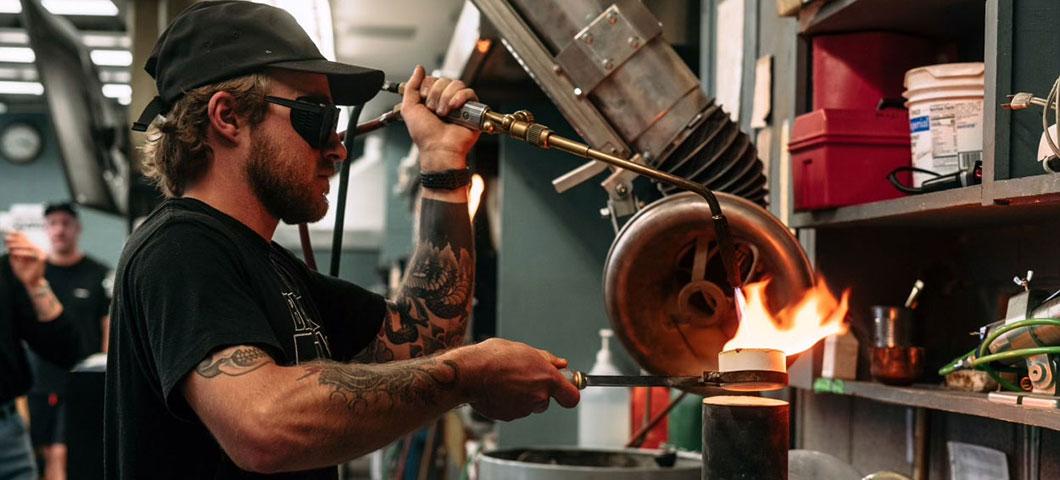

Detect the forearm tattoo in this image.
[195,347,272,378]
[29,283,62,322]
[299,357,459,412]
[363,199,474,362]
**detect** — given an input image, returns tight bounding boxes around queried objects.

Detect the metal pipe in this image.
[913,408,928,480]
[478,109,739,288]
[702,396,789,480]
[368,84,744,289]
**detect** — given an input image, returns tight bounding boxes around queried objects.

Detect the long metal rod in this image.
[913,407,929,480]
[356,90,744,289]
[481,109,742,289]
[560,369,788,392]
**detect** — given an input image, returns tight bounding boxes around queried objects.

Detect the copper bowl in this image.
[870,346,924,386]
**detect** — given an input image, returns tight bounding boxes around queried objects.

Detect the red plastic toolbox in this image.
[812,32,939,110]
[789,109,911,211]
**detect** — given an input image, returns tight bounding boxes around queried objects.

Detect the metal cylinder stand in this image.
[702,396,789,480]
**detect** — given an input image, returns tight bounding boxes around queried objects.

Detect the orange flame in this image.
[724,277,850,356]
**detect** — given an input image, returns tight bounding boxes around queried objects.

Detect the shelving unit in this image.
[803,380,1060,431]
[789,186,983,228]
[789,177,1060,229]
[788,0,1060,477]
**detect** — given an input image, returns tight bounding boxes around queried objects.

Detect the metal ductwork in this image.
[466,0,808,378]
[470,0,768,207]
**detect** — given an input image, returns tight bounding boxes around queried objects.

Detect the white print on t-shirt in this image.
[270,253,331,363]
[283,291,331,362]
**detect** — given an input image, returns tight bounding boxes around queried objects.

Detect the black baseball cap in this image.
[132,1,384,131]
[44,202,78,218]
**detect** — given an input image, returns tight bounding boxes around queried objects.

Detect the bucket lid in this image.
[904,89,985,105]
[905,62,985,89]
[903,85,983,101]
[903,82,986,98]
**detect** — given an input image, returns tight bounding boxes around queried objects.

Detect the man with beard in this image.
[105,2,579,479]
[26,202,111,480]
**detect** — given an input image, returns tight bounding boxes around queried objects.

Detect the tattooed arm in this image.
[354,68,478,363]
[358,195,474,363]
[182,339,578,473]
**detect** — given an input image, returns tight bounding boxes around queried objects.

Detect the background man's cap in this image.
[44,202,78,218]
[133,1,384,131]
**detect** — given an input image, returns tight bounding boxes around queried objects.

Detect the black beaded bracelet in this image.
[420,168,471,190]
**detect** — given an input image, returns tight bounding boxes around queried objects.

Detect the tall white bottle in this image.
[577,329,631,447]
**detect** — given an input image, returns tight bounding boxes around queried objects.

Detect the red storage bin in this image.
[790,109,911,211]
[813,32,941,110]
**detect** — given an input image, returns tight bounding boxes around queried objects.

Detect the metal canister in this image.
[871,306,913,348]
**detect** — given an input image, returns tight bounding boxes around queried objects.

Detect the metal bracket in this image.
[470,0,630,156]
[600,153,646,221]
[554,3,662,93]
[552,160,610,193]
[1026,354,1058,395]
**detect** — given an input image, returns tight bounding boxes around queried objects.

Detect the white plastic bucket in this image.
[903,62,985,187]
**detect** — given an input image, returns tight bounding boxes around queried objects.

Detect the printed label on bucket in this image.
[908,100,983,187]
[931,114,958,158]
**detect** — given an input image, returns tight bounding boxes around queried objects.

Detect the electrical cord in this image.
[887,166,944,194]
[977,318,1060,359]
[1042,75,1060,171]
[1001,74,1060,172]
[938,318,1060,391]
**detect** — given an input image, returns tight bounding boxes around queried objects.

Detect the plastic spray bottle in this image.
[577,328,631,447]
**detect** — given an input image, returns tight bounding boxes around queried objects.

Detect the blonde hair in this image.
[140,73,272,197]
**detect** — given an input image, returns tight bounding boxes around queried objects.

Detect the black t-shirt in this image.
[27,256,110,394]
[104,198,386,480]
[0,255,85,404]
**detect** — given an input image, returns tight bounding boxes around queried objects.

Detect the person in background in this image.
[25,202,111,480]
[1,231,85,480]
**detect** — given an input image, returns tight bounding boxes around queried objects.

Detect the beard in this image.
[246,130,330,225]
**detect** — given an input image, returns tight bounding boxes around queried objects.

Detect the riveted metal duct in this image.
[472,0,767,205]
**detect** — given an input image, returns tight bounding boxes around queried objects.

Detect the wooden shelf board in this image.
[801,379,1060,431]
[789,185,983,228]
[789,175,1060,229]
[992,174,1060,203]
[798,0,985,38]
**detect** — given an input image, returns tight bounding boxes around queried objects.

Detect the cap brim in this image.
[271,58,384,105]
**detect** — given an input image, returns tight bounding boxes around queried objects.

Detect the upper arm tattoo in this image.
[195,346,272,378]
[367,198,474,361]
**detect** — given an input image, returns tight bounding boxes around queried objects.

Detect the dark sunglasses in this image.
[264,96,340,149]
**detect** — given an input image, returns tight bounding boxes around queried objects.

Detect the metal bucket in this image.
[478,447,701,480]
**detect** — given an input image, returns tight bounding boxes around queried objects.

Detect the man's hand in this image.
[400,65,481,172]
[6,231,61,322]
[456,338,580,421]
[5,231,46,288]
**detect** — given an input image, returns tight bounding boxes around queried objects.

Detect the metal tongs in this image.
[560,368,788,393]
